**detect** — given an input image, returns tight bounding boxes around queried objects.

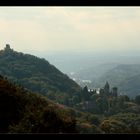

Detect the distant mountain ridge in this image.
[0,44,81,103]
[93,64,140,98]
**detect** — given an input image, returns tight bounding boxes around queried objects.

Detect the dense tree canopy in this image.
[0,46,81,106]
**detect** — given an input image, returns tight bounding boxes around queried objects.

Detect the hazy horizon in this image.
[1,6,140,73]
[0,7,140,55]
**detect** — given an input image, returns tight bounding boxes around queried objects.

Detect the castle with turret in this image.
[99,81,118,97]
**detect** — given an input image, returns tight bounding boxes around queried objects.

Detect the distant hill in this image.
[69,63,117,88]
[0,44,81,104]
[72,63,117,81]
[93,64,140,98]
[119,74,140,98]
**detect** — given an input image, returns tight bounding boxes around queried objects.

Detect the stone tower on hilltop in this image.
[5,44,11,49]
[4,44,13,52]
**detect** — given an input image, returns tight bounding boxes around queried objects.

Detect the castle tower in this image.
[5,44,11,50]
[4,44,13,53]
[104,81,110,96]
[6,44,10,48]
[111,87,118,97]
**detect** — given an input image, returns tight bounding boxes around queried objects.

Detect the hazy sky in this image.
[0,7,140,55]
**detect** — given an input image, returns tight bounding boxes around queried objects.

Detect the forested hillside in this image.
[0,45,140,133]
[0,45,81,104]
[0,75,140,133]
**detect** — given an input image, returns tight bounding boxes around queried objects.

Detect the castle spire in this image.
[104,81,110,96]
[104,81,109,89]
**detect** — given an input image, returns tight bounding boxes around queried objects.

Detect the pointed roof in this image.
[104,81,110,89]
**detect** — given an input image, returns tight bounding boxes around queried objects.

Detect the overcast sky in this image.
[0,7,140,55]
